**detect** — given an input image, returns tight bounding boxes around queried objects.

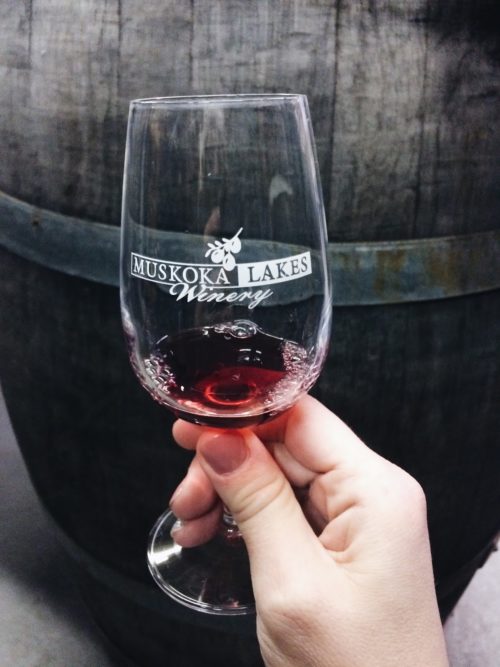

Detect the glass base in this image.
[147,509,255,615]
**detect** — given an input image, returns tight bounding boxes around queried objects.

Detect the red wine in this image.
[144,320,308,427]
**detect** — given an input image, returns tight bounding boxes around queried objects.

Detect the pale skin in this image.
[169,395,450,667]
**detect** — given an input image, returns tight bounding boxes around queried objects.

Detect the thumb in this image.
[196,429,323,594]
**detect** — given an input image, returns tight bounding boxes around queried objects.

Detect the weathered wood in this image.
[0,2,499,665]
[0,246,265,666]
[0,244,499,664]
[0,1,499,238]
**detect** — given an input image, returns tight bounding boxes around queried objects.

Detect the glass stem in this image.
[222,505,242,538]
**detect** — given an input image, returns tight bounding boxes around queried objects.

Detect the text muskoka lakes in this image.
[130,250,312,309]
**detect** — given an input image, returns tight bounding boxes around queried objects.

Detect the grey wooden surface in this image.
[1,1,499,240]
[0,2,499,664]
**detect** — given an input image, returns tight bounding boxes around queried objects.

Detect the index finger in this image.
[172,419,206,450]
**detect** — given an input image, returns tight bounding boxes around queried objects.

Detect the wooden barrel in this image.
[1,2,499,665]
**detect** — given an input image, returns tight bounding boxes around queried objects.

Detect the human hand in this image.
[169,395,449,667]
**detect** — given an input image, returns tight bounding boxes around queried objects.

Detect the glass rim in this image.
[129,93,308,108]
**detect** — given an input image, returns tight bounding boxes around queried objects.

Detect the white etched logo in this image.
[131,229,312,309]
[205,227,242,271]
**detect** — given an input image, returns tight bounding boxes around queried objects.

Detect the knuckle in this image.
[233,472,290,525]
[367,463,428,525]
[317,470,336,495]
[260,581,320,635]
[383,466,429,529]
[395,469,427,512]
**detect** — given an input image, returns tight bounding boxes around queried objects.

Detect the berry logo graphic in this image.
[205,228,242,271]
[131,228,312,309]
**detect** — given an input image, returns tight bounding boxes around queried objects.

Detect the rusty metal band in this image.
[1,189,499,305]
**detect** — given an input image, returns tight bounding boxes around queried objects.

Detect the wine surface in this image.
[144,320,309,427]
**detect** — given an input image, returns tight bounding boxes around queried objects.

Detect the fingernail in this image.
[170,518,183,541]
[169,483,184,509]
[200,432,248,475]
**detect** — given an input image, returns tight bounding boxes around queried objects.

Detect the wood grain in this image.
[0,4,499,663]
[0,1,498,238]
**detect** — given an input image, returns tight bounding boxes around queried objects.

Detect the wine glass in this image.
[120,94,332,615]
